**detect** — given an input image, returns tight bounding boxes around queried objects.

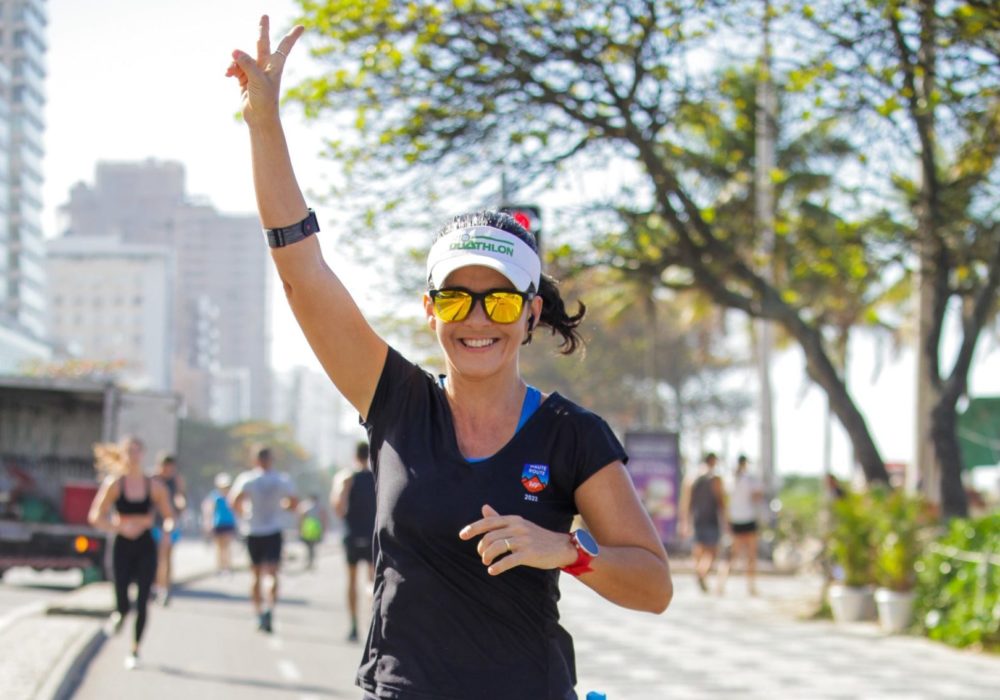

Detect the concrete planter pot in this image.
[828,584,876,623]
[874,588,915,634]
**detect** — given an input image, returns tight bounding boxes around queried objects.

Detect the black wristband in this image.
[264,209,320,248]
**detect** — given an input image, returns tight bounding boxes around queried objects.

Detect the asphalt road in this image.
[72,543,366,700]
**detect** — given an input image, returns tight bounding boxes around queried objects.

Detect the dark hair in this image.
[255,445,272,462]
[157,452,176,466]
[356,441,370,462]
[434,211,586,355]
[704,452,718,463]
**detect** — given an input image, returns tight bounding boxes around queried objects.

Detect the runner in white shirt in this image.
[230,445,298,633]
[719,454,764,595]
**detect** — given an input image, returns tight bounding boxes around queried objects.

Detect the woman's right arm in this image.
[88,477,118,533]
[228,16,387,418]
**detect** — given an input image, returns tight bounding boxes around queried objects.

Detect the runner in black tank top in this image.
[333,441,377,642]
[88,437,175,670]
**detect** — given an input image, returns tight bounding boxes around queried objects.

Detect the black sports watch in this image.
[264,209,320,248]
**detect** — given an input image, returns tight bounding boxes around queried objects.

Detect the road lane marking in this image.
[278,658,301,681]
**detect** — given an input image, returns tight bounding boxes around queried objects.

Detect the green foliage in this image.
[177,419,318,500]
[914,513,1000,651]
[829,490,877,587]
[871,488,933,591]
[771,476,824,547]
[830,491,876,586]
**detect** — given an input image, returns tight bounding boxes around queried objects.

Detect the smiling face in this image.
[424,265,542,381]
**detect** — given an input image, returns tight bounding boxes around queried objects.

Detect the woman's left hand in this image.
[459,504,577,576]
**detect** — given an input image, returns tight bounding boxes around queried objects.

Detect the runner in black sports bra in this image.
[89,437,174,670]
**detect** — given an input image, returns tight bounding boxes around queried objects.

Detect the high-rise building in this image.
[0,0,51,371]
[59,159,272,419]
[45,235,173,390]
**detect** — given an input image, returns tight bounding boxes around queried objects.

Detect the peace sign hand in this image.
[226,15,304,127]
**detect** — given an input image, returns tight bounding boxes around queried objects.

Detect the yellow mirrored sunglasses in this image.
[429,287,534,324]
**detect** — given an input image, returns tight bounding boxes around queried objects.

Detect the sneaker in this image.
[347,628,358,643]
[107,612,124,635]
[696,574,709,593]
[161,590,171,607]
[124,653,139,670]
[259,609,273,633]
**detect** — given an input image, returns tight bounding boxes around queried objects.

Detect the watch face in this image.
[574,529,599,557]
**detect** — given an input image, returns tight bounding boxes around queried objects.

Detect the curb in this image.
[38,626,107,700]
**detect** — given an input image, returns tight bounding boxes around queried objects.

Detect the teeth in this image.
[463,338,495,348]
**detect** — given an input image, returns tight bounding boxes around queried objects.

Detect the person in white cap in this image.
[227,17,672,700]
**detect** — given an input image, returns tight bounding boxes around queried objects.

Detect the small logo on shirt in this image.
[521,464,550,494]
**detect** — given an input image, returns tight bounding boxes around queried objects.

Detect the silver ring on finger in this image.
[504,538,512,553]
[275,48,287,57]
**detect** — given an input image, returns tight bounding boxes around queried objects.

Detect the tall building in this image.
[0,0,50,371]
[45,235,173,390]
[59,160,272,419]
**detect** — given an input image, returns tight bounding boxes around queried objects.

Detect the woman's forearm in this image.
[576,545,673,614]
[248,117,308,228]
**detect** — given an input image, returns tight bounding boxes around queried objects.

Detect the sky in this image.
[41,0,1000,479]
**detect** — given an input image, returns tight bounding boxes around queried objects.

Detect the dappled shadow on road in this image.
[151,664,349,697]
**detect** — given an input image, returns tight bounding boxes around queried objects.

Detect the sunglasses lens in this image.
[433,290,473,322]
[485,292,524,324]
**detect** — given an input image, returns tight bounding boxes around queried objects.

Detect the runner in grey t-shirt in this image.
[230,446,298,633]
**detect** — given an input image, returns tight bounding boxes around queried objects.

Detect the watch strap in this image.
[561,532,595,577]
[264,209,320,248]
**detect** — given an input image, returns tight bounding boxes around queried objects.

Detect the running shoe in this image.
[124,653,139,670]
[259,609,273,633]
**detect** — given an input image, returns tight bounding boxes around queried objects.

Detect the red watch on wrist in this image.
[561,529,599,577]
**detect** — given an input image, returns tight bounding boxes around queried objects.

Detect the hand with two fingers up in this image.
[460,504,578,576]
[226,15,304,126]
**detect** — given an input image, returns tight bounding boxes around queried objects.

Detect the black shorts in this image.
[730,521,758,534]
[693,524,721,547]
[344,535,373,566]
[247,531,283,566]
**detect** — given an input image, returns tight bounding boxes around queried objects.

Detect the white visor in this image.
[427,226,541,293]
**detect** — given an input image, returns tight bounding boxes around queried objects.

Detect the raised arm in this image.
[227,16,387,419]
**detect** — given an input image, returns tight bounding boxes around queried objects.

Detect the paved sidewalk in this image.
[565,571,1000,699]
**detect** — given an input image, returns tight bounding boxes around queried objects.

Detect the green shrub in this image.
[872,489,932,592]
[829,490,877,587]
[914,513,1000,651]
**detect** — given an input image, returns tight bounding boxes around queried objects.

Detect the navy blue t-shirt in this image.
[357,348,628,700]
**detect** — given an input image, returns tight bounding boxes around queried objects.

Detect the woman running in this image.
[88,436,174,669]
[227,17,672,699]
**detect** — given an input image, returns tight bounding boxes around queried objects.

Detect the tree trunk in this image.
[793,321,890,485]
[930,400,969,518]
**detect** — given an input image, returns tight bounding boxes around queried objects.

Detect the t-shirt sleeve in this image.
[567,410,628,492]
[362,347,427,465]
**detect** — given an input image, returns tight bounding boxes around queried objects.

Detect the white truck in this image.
[0,375,181,581]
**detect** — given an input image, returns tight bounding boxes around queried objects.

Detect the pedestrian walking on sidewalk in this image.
[331,441,376,642]
[718,454,764,595]
[88,436,175,670]
[679,452,727,593]
[151,453,187,606]
[202,472,237,575]
[229,445,299,633]
[226,18,672,698]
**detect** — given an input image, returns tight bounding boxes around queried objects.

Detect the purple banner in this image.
[625,431,681,543]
